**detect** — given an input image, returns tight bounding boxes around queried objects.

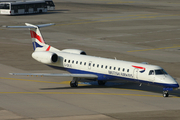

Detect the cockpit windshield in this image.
[149,69,168,75]
[155,69,167,75]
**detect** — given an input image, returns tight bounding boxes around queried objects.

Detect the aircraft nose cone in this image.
[175,83,179,88]
[170,83,179,88]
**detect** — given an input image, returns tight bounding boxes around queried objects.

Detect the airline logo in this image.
[32,41,43,50]
[132,65,146,73]
[30,30,45,43]
[46,46,51,51]
[30,30,51,51]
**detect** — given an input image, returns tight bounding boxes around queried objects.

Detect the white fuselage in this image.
[40,51,179,88]
[7,22,179,97]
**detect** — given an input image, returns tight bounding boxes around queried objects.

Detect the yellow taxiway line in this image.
[71,13,158,22]
[0,92,178,98]
[0,91,161,97]
[0,77,63,84]
[127,45,180,52]
[99,0,180,5]
[108,1,135,4]
[55,14,180,27]
[0,77,180,98]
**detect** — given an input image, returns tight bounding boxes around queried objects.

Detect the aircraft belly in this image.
[47,65,179,88]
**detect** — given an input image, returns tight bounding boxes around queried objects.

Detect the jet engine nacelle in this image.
[32,51,58,64]
[62,49,86,55]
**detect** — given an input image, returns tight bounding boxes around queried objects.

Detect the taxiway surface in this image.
[0,0,180,119]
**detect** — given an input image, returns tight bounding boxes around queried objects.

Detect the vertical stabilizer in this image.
[5,23,60,52]
[25,23,46,50]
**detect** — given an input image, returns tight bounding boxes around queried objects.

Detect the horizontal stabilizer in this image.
[10,73,98,78]
[3,23,55,28]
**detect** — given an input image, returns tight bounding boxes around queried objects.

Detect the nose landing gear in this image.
[163,91,169,97]
[163,88,173,97]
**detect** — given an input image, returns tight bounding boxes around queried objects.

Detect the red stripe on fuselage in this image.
[30,30,45,43]
[132,65,146,70]
[46,46,51,51]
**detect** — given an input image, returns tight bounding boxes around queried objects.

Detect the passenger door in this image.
[148,70,155,82]
[133,68,139,79]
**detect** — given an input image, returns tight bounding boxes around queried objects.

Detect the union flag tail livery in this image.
[25,23,54,52]
[25,23,46,50]
[6,23,59,52]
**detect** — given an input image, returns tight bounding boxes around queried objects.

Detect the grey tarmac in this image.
[0,0,180,119]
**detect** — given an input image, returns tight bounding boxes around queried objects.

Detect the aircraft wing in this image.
[9,73,98,79]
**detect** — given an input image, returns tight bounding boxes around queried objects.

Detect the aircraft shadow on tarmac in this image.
[40,81,180,97]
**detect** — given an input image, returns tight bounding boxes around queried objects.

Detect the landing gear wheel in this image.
[70,81,78,87]
[163,91,169,97]
[98,81,106,85]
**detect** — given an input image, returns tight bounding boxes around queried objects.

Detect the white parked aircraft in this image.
[6,23,179,97]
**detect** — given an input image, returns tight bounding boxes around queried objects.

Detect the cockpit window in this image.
[155,69,167,75]
[149,70,154,75]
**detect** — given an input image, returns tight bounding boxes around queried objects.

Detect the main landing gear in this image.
[70,79,107,87]
[70,78,78,87]
[98,81,106,85]
[163,91,169,97]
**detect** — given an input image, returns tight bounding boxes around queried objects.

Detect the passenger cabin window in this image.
[89,63,91,66]
[68,60,70,63]
[80,62,82,65]
[114,67,116,70]
[64,59,66,62]
[72,60,74,64]
[76,61,78,64]
[127,69,129,72]
[84,62,86,65]
[109,66,112,70]
[118,68,120,71]
[149,70,154,75]
[105,66,108,69]
[97,64,99,68]
[93,64,95,67]
[101,65,103,68]
[123,68,125,72]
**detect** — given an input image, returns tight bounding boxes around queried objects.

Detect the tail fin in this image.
[25,23,46,50]
[5,23,55,51]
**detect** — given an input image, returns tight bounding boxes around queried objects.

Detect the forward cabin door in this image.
[148,70,155,82]
[133,68,139,79]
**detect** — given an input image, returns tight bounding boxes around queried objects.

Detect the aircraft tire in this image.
[70,81,78,87]
[98,81,106,85]
[163,91,169,97]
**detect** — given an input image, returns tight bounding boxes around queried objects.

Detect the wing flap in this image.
[9,73,98,78]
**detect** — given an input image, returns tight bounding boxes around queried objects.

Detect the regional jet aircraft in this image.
[5,23,179,97]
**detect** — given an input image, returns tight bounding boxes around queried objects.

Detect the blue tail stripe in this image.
[32,42,43,50]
